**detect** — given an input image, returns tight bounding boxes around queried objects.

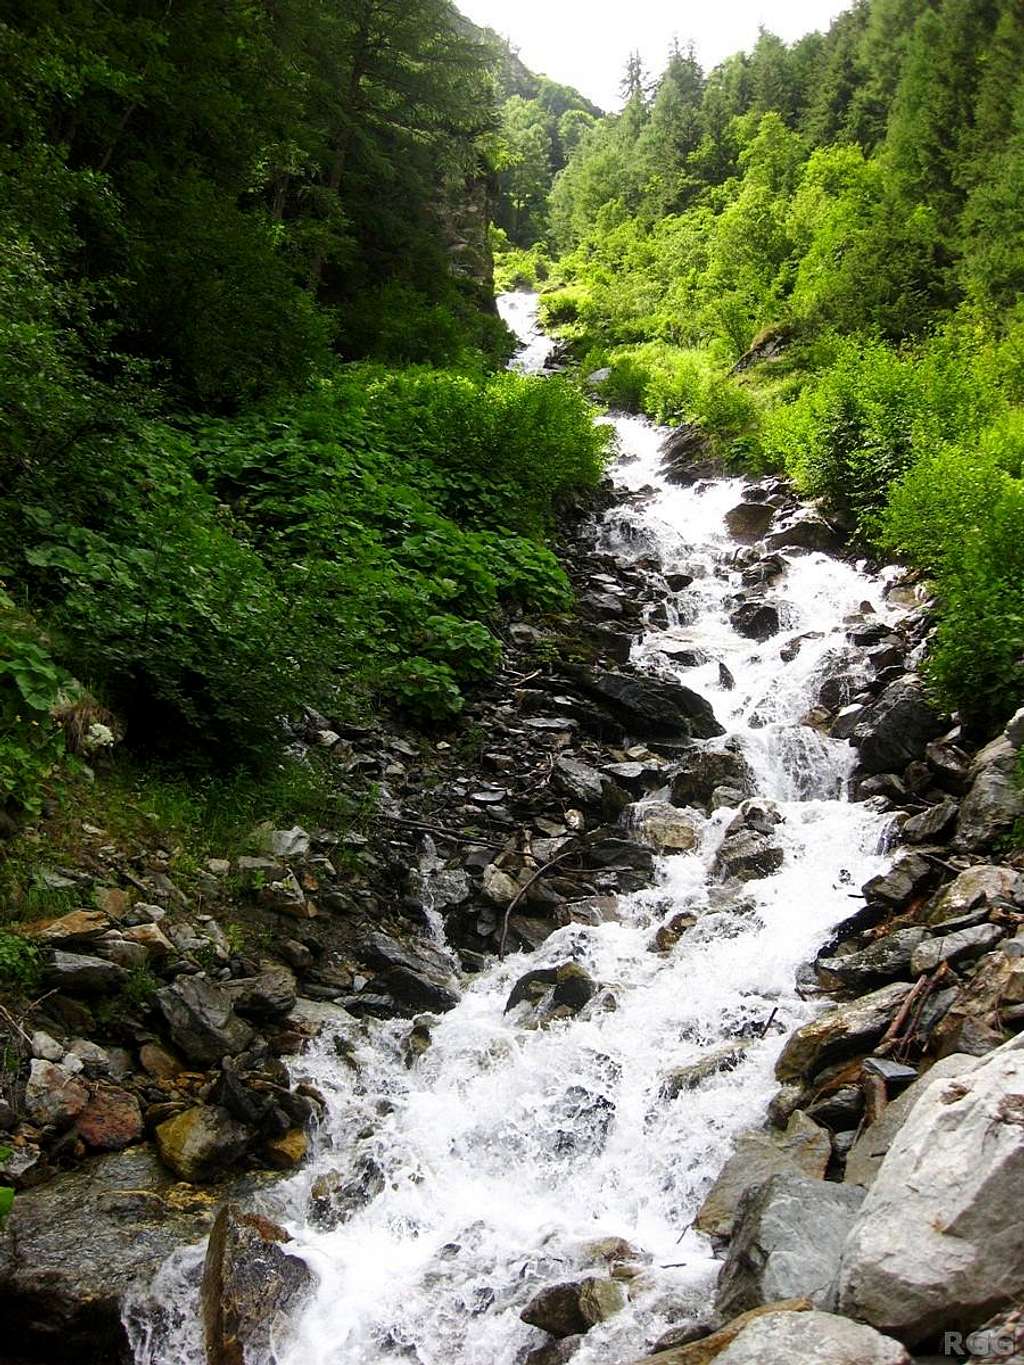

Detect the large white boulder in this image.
[714,1309,909,1364]
[837,1036,1024,1345]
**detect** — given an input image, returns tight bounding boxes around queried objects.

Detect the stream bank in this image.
[3,293,1024,1365]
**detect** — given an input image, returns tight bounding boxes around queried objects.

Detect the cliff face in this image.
[439,168,498,298]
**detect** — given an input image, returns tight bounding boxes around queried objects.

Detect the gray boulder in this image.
[902,799,960,844]
[156,976,255,1064]
[46,950,127,994]
[360,932,461,1015]
[670,747,755,813]
[956,736,1024,852]
[725,502,774,543]
[520,1277,625,1338]
[714,1310,909,1364]
[775,982,914,1082]
[716,1173,866,1320]
[764,515,844,554]
[817,928,928,990]
[23,1058,89,1128]
[838,1038,1024,1345]
[695,1112,830,1239]
[201,1203,314,1365]
[730,601,782,641]
[713,830,784,882]
[574,668,724,740]
[910,923,1005,975]
[851,678,947,776]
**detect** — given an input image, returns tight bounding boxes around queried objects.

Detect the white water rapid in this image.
[130,291,905,1365]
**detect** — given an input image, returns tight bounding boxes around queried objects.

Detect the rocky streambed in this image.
[3,293,1024,1365]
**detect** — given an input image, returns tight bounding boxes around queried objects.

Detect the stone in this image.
[574,668,724,740]
[139,1042,184,1078]
[725,502,774,542]
[260,825,311,858]
[956,737,1024,851]
[483,863,521,906]
[928,864,1023,924]
[730,602,781,641]
[817,928,928,989]
[629,801,702,851]
[838,1039,1024,1345]
[862,851,936,909]
[46,950,127,994]
[156,976,255,1064]
[23,1058,89,1127]
[264,1129,308,1169]
[902,799,960,844]
[155,1104,253,1182]
[713,1310,909,1365]
[832,705,867,741]
[520,1276,625,1338]
[256,868,311,917]
[555,755,609,806]
[713,830,784,882]
[30,1029,63,1061]
[843,1053,977,1188]
[764,515,844,554]
[75,1085,144,1151]
[19,909,110,945]
[910,923,1005,975]
[624,1300,813,1365]
[505,963,597,1016]
[669,747,755,813]
[694,1112,831,1239]
[525,1339,583,1365]
[359,932,461,1014]
[716,1173,866,1319]
[201,1203,314,1365]
[226,962,298,1020]
[775,982,914,1082]
[0,1147,220,1361]
[661,1044,748,1099]
[851,678,947,776]
[122,922,175,959]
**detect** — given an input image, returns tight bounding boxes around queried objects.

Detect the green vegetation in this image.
[515,2,1024,734]
[0,3,608,821]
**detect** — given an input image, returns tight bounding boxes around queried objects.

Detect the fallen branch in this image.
[498,842,584,960]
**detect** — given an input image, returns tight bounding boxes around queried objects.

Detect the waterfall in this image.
[130,290,904,1365]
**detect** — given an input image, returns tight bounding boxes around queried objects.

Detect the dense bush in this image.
[0,593,66,815]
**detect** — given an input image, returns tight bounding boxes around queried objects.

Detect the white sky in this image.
[458,0,853,110]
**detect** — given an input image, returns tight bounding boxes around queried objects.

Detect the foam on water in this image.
[129,291,903,1365]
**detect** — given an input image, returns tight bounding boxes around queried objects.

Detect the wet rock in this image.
[694,1112,831,1239]
[927,864,1023,924]
[155,1104,253,1182]
[726,799,782,838]
[764,514,844,555]
[660,425,723,485]
[902,799,960,844]
[831,704,866,741]
[156,976,255,1064]
[505,963,597,1017]
[843,1054,977,1188]
[926,737,973,793]
[956,736,1024,851]
[816,928,929,990]
[669,747,755,813]
[555,755,614,808]
[225,962,298,1020]
[0,1147,218,1362]
[75,1085,144,1151]
[661,1043,748,1099]
[716,1173,866,1319]
[520,1276,625,1338]
[838,1040,1024,1345]
[574,669,724,740]
[713,1310,909,1365]
[628,801,702,852]
[46,950,127,994]
[360,932,461,1015]
[862,851,937,910]
[1007,707,1024,749]
[910,923,1005,975]
[24,1058,89,1127]
[713,830,784,883]
[729,602,781,642]
[725,502,774,542]
[775,982,914,1082]
[525,1337,583,1365]
[851,678,947,776]
[201,1203,314,1365]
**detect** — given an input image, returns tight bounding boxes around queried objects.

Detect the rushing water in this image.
[131,291,903,1365]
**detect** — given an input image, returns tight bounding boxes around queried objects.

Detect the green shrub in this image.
[0,593,65,814]
[0,931,40,989]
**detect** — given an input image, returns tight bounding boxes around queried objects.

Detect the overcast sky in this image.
[458,0,853,110]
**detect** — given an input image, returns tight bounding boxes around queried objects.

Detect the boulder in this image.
[843,1053,978,1188]
[629,801,702,852]
[23,1058,89,1128]
[574,669,724,740]
[505,963,596,1017]
[713,830,784,882]
[626,1301,813,1365]
[927,864,1024,924]
[901,799,960,845]
[956,737,1024,852]
[0,1147,218,1362]
[555,755,615,808]
[525,1338,583,1365]
[74,1085,144,1151]
[694,1112,831,1239]
[201,1203,314,1365]
[730,602,781,642]
[713,1310,909,1365]
[910,923,1005,975]
[46,950,127,994]
[764,515,844,555]
[1007,707,1024,749]
[838,1039,1024,1345]
[817,929,928,990]
[155,1104,253,1182]
[775,982,914,1082]
[661,424,723,485]
[225,962,298,1020]
[156,976,255,1064]
[725,502,774,543]
[851,679,947,776]
[359,932,460,1015]
[670,747,756,813]
[862,851,937,910]
[716,1174,866,1320]
[520,1277,625,1338]
[19,910,110,945]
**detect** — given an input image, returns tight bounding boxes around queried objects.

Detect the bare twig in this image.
[498,842,584,960]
